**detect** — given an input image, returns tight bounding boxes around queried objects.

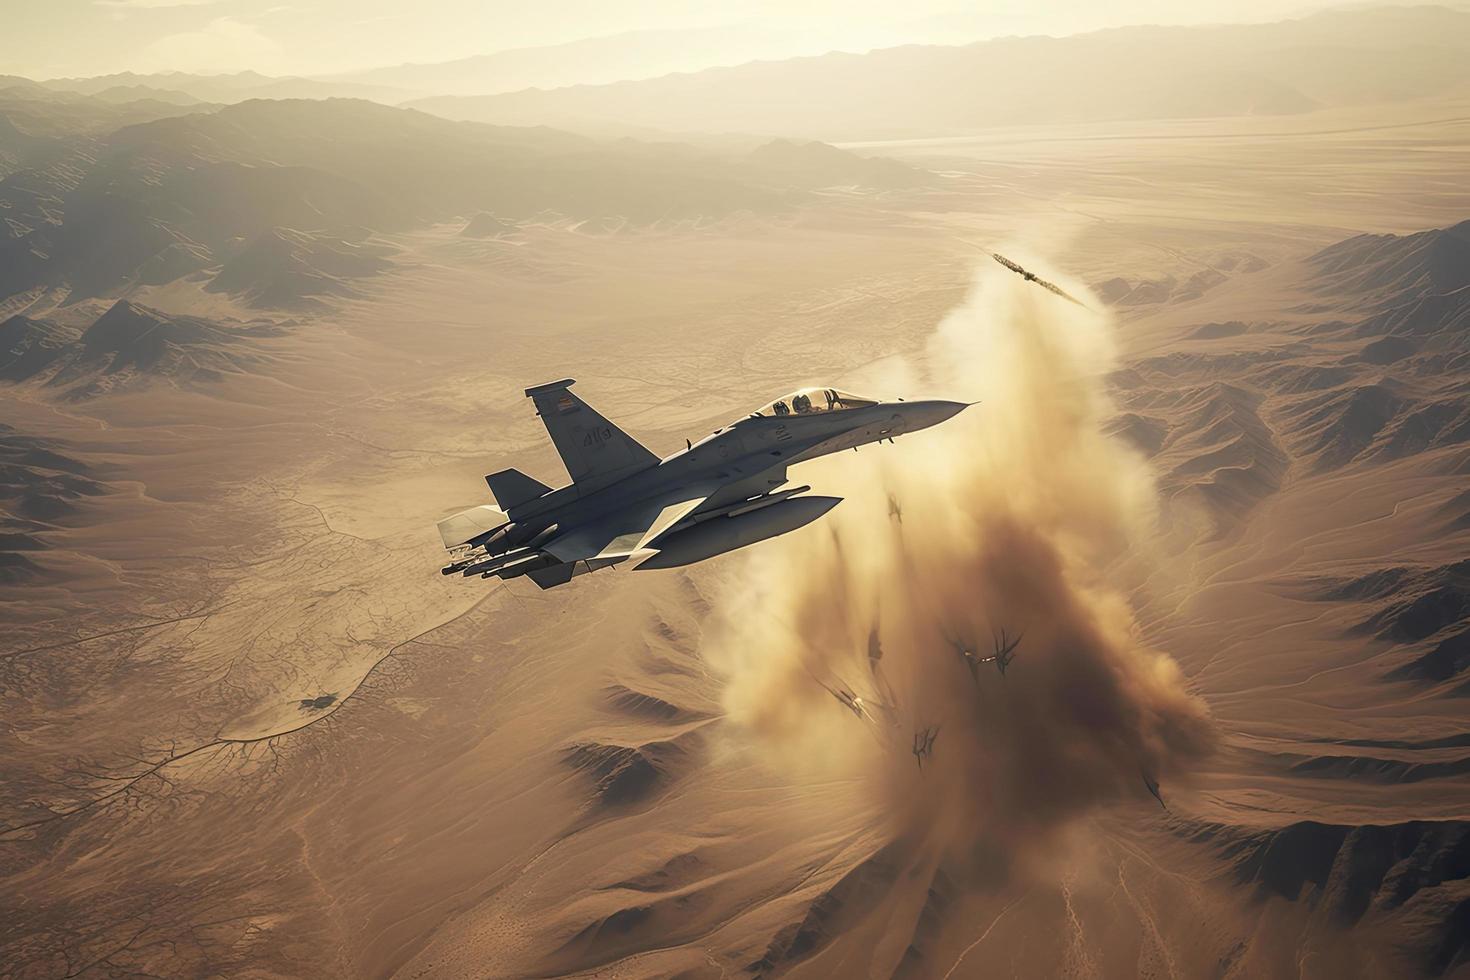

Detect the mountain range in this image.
[39,70,406,107]
[316,25,849,99]
[0,95,928,311]
[405,6,1470,139]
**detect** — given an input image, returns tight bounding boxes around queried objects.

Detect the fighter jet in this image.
[436,381,968,588]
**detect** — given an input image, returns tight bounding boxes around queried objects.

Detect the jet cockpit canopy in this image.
[756,387,879,417]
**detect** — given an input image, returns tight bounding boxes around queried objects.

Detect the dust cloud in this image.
[701,256,1217,869]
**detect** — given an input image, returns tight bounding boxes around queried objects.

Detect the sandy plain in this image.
[3,97,1470,979]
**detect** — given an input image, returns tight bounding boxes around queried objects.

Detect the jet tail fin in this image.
[524,379,658,494]
[484,468,551,510]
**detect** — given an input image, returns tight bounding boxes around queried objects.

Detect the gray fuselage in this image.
[506,398,965,539]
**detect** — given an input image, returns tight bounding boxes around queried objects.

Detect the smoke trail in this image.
[702,256,1216,866]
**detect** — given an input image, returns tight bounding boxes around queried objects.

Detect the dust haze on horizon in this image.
[0,0,1427,81]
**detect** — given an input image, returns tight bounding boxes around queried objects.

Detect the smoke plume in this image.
[701,256,1216,868]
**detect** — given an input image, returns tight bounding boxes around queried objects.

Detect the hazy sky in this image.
[3,0,1367,80]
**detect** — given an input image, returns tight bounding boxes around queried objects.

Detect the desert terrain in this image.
[4,7,1470,979]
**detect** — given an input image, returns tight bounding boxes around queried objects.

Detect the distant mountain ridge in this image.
[405,6,1470,139]
[318,26,841,98]
[746,139,935,190]
[40,70,408,107]
[0,97,928,310]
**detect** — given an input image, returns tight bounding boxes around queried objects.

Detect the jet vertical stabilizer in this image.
[524,379,659,493]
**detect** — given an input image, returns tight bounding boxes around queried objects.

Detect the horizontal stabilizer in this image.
[526,562,577,589]
[436,504,509,550]
[543,490,712,564]
[523,555,629,590]
[485,468,551,510]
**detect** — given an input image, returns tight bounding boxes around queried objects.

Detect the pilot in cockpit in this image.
[756,387,878,419]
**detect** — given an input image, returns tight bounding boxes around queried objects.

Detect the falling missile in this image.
[989,252,1088,308]
[959,240,1088,308]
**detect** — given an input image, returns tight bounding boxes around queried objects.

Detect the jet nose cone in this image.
[934,399,971,423]
[901,399,972,432]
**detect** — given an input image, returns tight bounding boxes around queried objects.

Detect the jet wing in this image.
[543,491,711,564]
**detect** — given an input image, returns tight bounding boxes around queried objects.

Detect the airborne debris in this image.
[985,628,1023,677]
[1142,770,1168,810]
[945,625,1023,684]
[912,725,940,770]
